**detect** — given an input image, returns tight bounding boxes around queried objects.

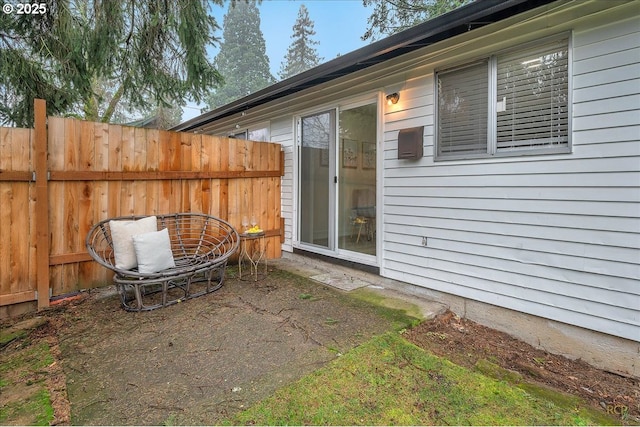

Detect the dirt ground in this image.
[405,311,640,425]
[2,266,639,425]
[45,268,410,425]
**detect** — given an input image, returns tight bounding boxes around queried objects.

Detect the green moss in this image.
[0,329,27,347]
[0,377,54,426]
[519,383,619,426]
[474,358,619,425]
[228,333,613,426]
[1,317,47,348]
[474,358,523,383]
[349,288,423,330]
[0,336,55,426]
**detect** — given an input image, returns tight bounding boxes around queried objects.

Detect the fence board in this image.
[27,128,37,289]
[0,127,9,165]
[0,107,283,312]
[0,128,10,301]
[0,182,13,300]
[77,121,96,285]
[0,127,13,300]
[0,130,37,306]
[10,129,29,293]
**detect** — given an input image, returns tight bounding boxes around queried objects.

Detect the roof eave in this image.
[172,0,558,132]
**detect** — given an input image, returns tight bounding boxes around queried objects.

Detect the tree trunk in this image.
[101,83,125,123]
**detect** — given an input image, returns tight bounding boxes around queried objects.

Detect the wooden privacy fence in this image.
[0,99,283,311]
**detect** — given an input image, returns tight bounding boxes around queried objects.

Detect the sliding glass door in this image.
[337,103,377,256]
[298,101,377,261]
[299,110,335,249]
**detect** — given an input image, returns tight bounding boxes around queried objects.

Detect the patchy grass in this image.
[227,332,617,426]
[0,337,55,426]
[0,329,28,348]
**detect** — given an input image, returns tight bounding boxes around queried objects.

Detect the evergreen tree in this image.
[204,1,275,110]
[362,0,472,41]
[0,0,223,128]
[90,76,182,128]
[278,5,323,81]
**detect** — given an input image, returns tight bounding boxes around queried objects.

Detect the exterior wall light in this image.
[386,92,400,105]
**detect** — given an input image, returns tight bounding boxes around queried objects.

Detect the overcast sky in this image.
[182,0,372,121]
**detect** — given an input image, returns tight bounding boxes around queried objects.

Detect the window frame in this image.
[434,32,572,161]
[226,122,270,142]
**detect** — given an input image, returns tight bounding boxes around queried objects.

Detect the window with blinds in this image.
[496,37,569,152]
[437,61,488,158]
[435,34,570,160]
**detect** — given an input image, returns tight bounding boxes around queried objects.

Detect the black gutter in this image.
[172,0,557,132]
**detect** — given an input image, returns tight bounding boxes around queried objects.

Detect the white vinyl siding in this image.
[271,118,294,252]
[383,13,639,342]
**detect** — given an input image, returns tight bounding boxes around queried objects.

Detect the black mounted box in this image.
[397,126,424,159]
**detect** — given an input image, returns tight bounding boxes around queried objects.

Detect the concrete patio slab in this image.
[271,253,448,321]
[308,273,370,291]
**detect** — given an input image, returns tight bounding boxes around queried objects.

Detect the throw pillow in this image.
[109,216,157,270]
[132,228,176,274]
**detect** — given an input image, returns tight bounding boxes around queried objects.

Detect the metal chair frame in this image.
[86,213,239,311]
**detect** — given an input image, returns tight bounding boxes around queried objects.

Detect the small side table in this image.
[238,232,268,281]
[352,216,370,243]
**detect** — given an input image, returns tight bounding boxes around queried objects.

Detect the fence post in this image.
[34,99,50,309]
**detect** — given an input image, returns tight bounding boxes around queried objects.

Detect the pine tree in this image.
[204,1,275,110]
[361,0,472,41]
[278,5,323,81]
[0,0,223,127]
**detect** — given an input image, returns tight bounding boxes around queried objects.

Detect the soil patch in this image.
[405,311,640,425]
[54,268,411,425]
[2,267,638,425]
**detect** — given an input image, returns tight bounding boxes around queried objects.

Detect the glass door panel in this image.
[299,110,335,249]
[338,103,377,256]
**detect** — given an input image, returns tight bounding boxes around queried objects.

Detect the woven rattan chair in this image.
[86,213,239,311]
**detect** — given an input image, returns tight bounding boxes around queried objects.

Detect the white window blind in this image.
[437,61,488,157]
[248,127,269,142]
[496,37,569,151]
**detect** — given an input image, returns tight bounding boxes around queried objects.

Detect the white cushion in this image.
[131,228,176,274]
[109,216,157,270]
